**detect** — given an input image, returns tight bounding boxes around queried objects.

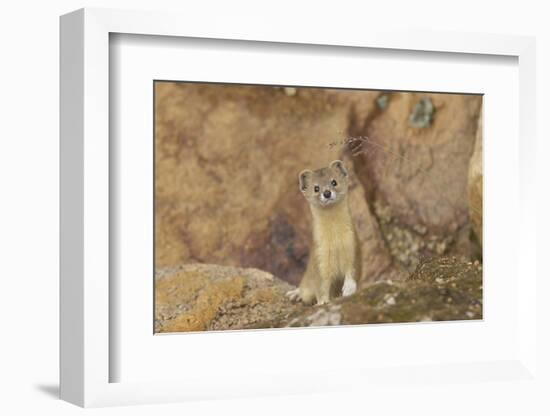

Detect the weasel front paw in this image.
[342,277,357,297]
[286,288,301,302]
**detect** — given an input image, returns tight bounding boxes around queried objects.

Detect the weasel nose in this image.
[323,190,332,199]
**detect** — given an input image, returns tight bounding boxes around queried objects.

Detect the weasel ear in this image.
[330,160,348,177]
[299,170,312,192]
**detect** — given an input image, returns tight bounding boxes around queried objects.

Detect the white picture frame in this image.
[60,7,539,408]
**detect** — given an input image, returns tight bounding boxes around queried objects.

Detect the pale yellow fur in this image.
[287,160,361,305]
[298,196,361,304]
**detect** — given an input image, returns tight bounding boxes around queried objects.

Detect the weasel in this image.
[287,160,361,305]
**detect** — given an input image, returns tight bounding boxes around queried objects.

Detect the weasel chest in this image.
[315,221,356,276]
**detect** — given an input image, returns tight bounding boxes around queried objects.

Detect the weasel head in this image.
[299,160,349,209]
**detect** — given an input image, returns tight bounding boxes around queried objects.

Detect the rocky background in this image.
[154,82,483,333]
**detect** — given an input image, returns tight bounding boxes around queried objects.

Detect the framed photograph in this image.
[151,80,484,334]
[60,8,538,408]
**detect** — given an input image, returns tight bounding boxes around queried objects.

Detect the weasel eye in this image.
[331,179,338,187]
[314,185,320,193]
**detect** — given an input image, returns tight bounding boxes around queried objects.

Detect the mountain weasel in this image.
[287,160,361,305]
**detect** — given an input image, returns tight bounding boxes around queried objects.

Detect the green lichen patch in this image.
[253,256,482,329]
[409,97,435,128]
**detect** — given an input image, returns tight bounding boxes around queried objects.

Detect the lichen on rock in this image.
[155,263,302,333]
[269,256,481,328]
[408,97,434,128]
[156,257,482,333]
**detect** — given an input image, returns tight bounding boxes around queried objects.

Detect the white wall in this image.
[1,1,548,414]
